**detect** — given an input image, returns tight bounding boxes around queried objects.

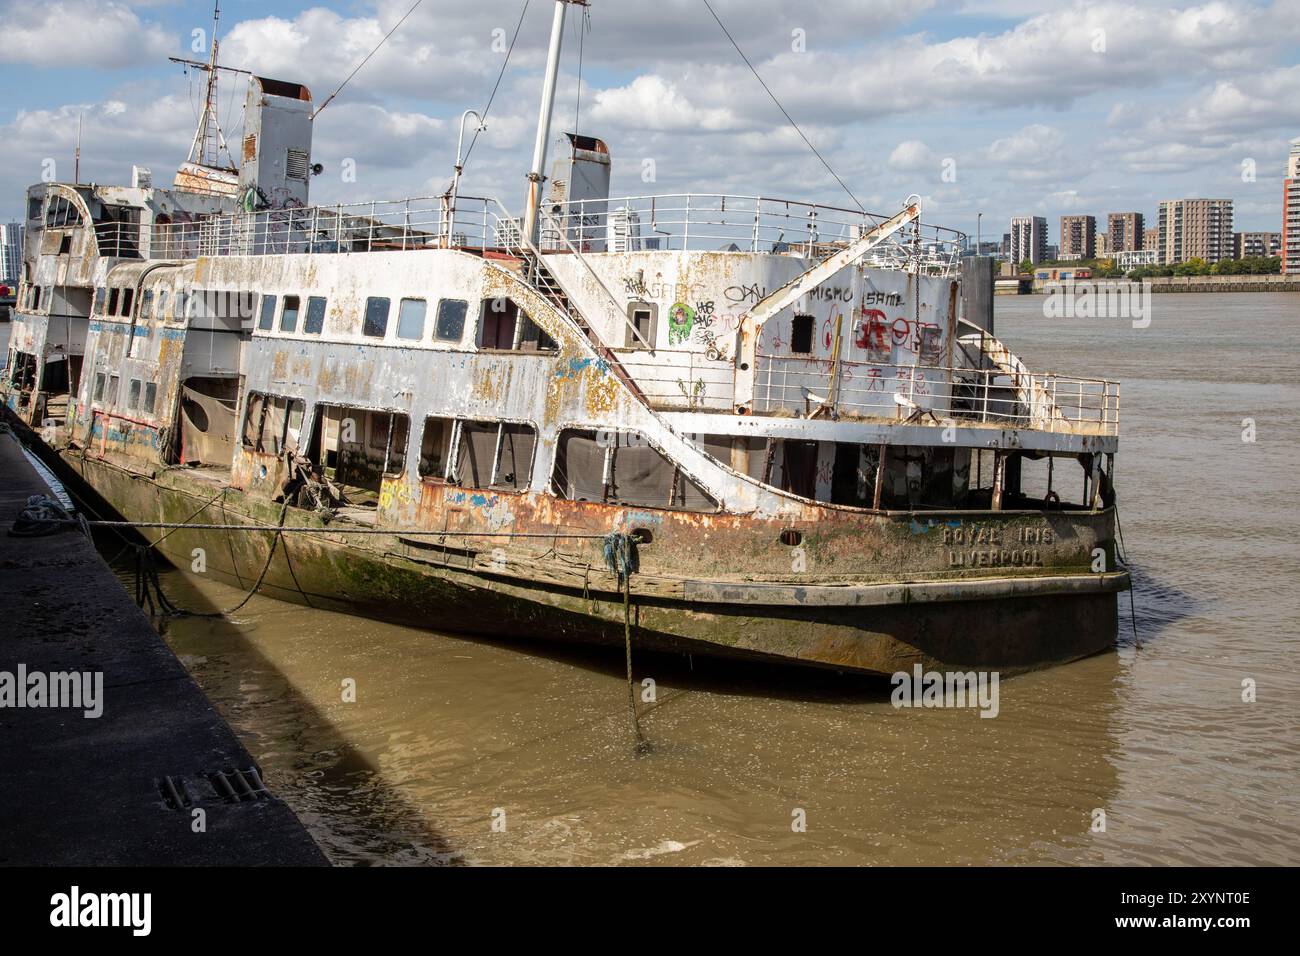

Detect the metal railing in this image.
[91,195,504,260]
[541,193,967,275]
[751,353,1119,435]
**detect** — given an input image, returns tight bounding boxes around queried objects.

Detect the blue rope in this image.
[602,531,639,582]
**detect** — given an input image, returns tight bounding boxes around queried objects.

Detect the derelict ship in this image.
[3,1,1127,674]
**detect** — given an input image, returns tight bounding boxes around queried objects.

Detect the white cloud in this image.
[0,1,173,69]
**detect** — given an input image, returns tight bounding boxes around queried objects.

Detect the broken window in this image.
[93,372,106,402]
[434,299,467,343]
[241,391,306,456]
[476,297,556,351]
[171,291,188,324]
[143,382,157,414]
[418,417,454,479]
[106,374,120,406]
[791,314,815,354]
[626,302,656,348]
[127,379,141,410]
[140,289,154,321]
[316,405,410,496]
[121,288,134,317]
[303,296,326,335]
[93,287,106,315]
[452,421,537,490]
[258,294,276,331]
[280,295,300,333]
[396,298,426,341]
[107,288,119,316]
[363,296,390,338]
[551,428,716,512]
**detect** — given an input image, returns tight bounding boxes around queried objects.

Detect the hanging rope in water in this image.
[129,500,292,620]
[604,531,646,749]
[1114,500,1141,650]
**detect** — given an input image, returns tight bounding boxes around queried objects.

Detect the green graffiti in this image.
[667,302,695,345]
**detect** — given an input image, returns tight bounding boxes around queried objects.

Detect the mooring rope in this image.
[1114,499,1140,650]
[603,531,645,749]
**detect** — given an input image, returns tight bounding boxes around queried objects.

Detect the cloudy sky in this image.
[1,0,1298,241]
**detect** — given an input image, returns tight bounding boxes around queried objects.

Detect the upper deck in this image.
[36,186,1119,446]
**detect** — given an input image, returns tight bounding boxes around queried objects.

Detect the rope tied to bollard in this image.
[604,530,648,752]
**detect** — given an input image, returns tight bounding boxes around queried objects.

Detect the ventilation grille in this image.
[285,149,310,181]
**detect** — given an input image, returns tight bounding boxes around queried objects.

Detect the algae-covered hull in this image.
[62,450,1126,676]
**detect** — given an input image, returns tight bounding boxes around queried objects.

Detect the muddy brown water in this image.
[109,292,1299,865]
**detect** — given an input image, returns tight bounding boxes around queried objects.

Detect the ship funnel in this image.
[543,132,611,251]
[238,76,315,211]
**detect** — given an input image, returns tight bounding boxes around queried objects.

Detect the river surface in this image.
[121,292,1299,866]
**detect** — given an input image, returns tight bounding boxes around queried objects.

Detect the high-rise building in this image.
[1010,216,1048,266]
[1143,227,1160,253]
[0,222,22,285]
[1107,212,1145,252]
[1234,232,1281,259]
[1284,140,1300,275]
[1157,199,1234,265]
[1059,215,1096,260]
[1096,233,1113,257]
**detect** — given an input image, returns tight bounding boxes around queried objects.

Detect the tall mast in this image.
[523,0,586,247]
[179,1,234,170]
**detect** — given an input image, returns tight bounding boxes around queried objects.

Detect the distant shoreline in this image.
[996,275,1300,295]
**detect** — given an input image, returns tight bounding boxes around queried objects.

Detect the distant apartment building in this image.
[1143,227,1160,253]
[1107,212,1145,252]
[1157,198,1234,264]
[1115,248,1158,270]
[1234,231,1281,259]
[1059,215,1096,259]
[1010,216,1048,265]
[0,222,22,285]
[1285,140,1300,275]
[1096,233,1112,257]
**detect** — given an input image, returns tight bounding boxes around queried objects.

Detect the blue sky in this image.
[2,0,1298,241]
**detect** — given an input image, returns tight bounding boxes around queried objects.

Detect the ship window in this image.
[121,288,134,317]
[280,295,300,333]
[364,412,408,474]
[140,289,154,321]
[127,379,141,409]
[434,299,467,342]
[172,291,188,324]
[107,288,119,315]
[396,298,426,341]
[418,417,454,479]
[791,314,814,354]
[304,296,327,334]
[33,286,42,311]
[106,374,120,406]
[550,428,717,512]
[92,372,105,402]
[242,392,306,455]
[144,382,157,414]
[155,290,168,321]
[453,421,536,490]
[477,297,516,349]
[626,303,656,349]
[27,196,42,221]
[258,294,276,331]
[476,297,556,352]
[363,296,390,338]
[93,287,106,315]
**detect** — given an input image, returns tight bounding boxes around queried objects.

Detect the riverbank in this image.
[0,418,327,865]
[1000,273,1300,294]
